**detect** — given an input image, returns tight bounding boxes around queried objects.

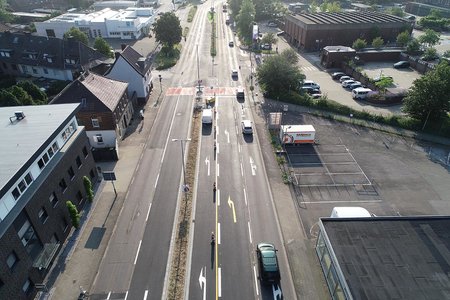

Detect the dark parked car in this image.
[393,61,410,69]
[229,41,234,47]
[331,72,346,80]
[256,243,281,284]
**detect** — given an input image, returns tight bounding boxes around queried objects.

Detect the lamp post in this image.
[158,74,162,92]
[172,138,191,196]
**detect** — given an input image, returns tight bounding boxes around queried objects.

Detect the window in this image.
[59,179,67,192]
[49,192,58,207]
[76,191,83,203]
[22,65,28,73]
[90,169,95,179]
[48,146,54,158]
[91,118,100,128]
[12,188,20,200]
[38,158,45,169]
[62,218,69,232]
[43,153,49,164]
[17,218,42,259]
[38,208,48,224]
[22,278,32,295]
[76,156,82,168]
[68,167,75,180]
[6,252,18,270]
[18,180,27,193]
[52,142,59,152]
[82,146,88,158]
[46,57,53,63]
[61,131,67,141]
[95,134,104,144]
[24,173,33,185]
[81,98,87,107]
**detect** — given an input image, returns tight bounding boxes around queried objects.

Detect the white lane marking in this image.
[238,144,241,153]
[218,222,221,245]
[217,163,220,177]
[218,267,222,297]
[249,156,256,176]
[106,291,111,299]
[205,156,210,176]
[154,173,159,188]
[303,199,383,204]
[253,265,260,296]
[243,188,247,206]
[143,289,148,300]
[161,92,182,163]
[146,203,152,222]
[218,189,220,206]
[199,267,206,300]
[240,163,244,177]
[247,221,252,244]
[217,142,219,154]
[124,291,128,300]
[225,129,230,143]
[134,240,142,265]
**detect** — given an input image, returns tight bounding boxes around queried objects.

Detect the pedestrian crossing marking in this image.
[165,87,239,96]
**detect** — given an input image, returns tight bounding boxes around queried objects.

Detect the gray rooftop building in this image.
[316,216,450,300]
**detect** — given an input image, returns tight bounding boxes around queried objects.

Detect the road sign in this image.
[102,171,116,181]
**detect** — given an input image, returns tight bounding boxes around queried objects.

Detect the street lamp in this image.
[158,74,162,92]
[172,138,191,196]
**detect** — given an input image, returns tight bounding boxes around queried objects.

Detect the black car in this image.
[331,72,346,80]
[393,61,410,69]
[256,243,281,284]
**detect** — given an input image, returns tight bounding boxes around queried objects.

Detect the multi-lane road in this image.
[90,1,295,299]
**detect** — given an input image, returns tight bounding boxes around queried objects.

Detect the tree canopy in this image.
[153,12,182,49]
[257,53,305,96]
[253,0,281,20]
[352,38,367,50]
[372,36,384,48]
[17,81,47,103]
[236,0,255,44]
[280,48,299,65]
[63,27,89,45]
[320,1,341,12]
[0,0,15,22]
[260,32,277,46]
[0,90,20,107]
[94,37,113,58]
[396,31,411,47]
[418,29,440,48]
[403,61,450,122]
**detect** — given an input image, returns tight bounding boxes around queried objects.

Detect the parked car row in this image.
[330,72,373,100]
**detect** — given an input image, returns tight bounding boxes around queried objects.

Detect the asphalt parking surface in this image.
[280,113,450,239]
[361,61,422,89]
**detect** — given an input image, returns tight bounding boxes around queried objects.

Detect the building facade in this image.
[35,7,154,40]
[0,32,108,81]
[284,12,413,51]
[0,104,97,300]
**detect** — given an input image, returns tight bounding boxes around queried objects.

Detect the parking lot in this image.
[276,111,450,238]
[361,61,423,89]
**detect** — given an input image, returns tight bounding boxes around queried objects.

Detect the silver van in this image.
[352,88,372,100]
[241,120,253,134]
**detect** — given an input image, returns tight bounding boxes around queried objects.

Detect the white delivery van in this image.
[202,108,213,124]
[330,207,371,218]
[352,88,372,100]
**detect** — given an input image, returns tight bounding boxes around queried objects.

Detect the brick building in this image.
[0,104,97,299]
[284,12,413,51]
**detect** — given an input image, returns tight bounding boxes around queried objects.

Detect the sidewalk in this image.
[37,90,163,300]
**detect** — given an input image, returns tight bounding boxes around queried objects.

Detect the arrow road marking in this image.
[225,129,230,143]
[227,196,237,223]
[199,267,206,300]
[205,157,210,176]
[249,156,257,176]
[272,283,282,300]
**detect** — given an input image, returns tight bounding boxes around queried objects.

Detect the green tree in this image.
[257,54,305,96]
[403,61,450,124]
[17,81,48,103]
[396,30,411,46]
[8,86,33,105]
[66,201,80,229]
[0,90,20,107]
[83,176,94,202]
[443,50,450,58]
[320,1,341,12]
[374,76,393,93]
[94,37,113,58]
[422,47,438,60]
[352,38,367,50]
[418,29,440,48]
[229,0,243,18]
[372,36,384,48]
[0,0,15,22]
[406,38,421,53]
[153,12,182,49]
[63,27,89,45]
[260,32,277,47]
[388,7,405,17]
[236,0,255,45]
[309,0,319,12]
[253,0,279,20]
[280,48,299,65]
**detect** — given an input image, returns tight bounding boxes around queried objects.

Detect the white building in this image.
[93,1,138,11]
[35,7,154,40]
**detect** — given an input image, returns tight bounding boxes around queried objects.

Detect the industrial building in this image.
[35,7,154,40]
[0,104,97,299]
[284,12,413,51]
[317,216,450,300]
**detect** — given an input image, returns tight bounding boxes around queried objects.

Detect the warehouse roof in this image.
[289,11,409,25]
[321,216,450,299]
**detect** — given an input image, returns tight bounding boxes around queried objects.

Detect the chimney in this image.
[115,51,120,59]
[137,57,145,69]
[121,44,127,51]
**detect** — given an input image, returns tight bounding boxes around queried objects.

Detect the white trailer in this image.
[280,125,315,144]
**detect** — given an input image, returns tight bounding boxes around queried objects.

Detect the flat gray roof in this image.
[321,216,450,299]
[0,104,80,196]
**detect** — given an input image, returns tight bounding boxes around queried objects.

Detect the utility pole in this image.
[172,139,191,200]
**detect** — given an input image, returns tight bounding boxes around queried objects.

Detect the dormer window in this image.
[28,53,37,59]
[46,57,53,63]
[65,58,76,64]
[0,50,11,57]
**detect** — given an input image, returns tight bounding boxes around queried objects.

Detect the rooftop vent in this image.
[9,111,25,123]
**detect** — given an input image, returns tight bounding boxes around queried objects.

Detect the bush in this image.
[155,45,181,70]
[83,176,94,202]
[66,201,80,229]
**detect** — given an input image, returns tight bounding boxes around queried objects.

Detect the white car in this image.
[342,80,358,88]
[302,80,320,90]
[339,76,353,83]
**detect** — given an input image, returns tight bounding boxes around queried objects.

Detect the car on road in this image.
[342,80,359,88]
[331,72,346,80]
[231,69,238,78]
[256,243,280,284]
[241,120,253,134]
[393,61,410,69]
[339,75,353,83]
[229,41,234,47]
[302,80,320,90]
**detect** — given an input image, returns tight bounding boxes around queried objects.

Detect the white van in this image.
[202,108,213,124]
[241,119,253,134]
[352,88,372,100]
[330,207,371,218]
